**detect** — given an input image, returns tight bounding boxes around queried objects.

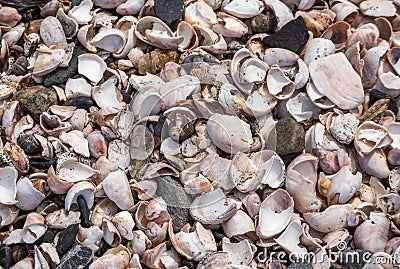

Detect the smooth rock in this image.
[155,176,192,232]
[275,117,305,156]
[77,195,91,228]
[0,246,13,269]
[67,96,94,111]
[56,245,93,269]
[43,44,85,87]
[12,56,28,76]
[56,224,79,256]
[262,16,309,53]
[154,0,184,26]
[16,85,58,121]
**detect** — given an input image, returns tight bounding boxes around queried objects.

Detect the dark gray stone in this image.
[77,195,91,228]
[154,0,184,26]
[369,89,398,114]
[275,117,305,156]
[16,85,58,121]
[43,44,85,87]
[155,176,192,232]
[67,96,94,111]
[262,16,309,53]
[0,0,50,8]
[56,245,93,269]
[57,224,79,256]
[0,247,13,269]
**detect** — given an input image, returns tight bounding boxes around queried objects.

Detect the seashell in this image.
[57,158,99,183]
[40,112,71,136]
[0,166,18,205]
[78,53,107,85]
[169,220,217,261]
[388,47,400,76]
[304,38,336,65]
[362,44,390,89]
[177,21,199,52]
[114,25,137,59]
[354,121,393,157]
[256,189,294,239]
[230,48,257,94]
[358,149,390,178]
[0,204,19,228]
[47,166,73,195]
[101,169,135,210]
[77,225,103,252]
[130,125,154,161]
[59,130,90,157]
[89,248,130,269]
[45,209,80,229]
[128,230,151,256]
[190,188,238,225]
[49,105,76,121]
[267,65,296,100]
[320,21,351,50]
[77,24,97,52]
[2,23,25,47]
[250,150,285,188]
[221,0,264,18]
[90,198,119,227]
[275,218,307,255]
[92,77,125,114]
[193,25,228,54]
[389,167,400,192]
[92,0,126,9]
[285,154,321,213]
[32,47,65,77]
[56,9,78,39]
[331,1,359,22]
[242,89,277,118]
[359,0,396,17]
[221,210,255,238]
[65,181,95,212]
[102,218,122,247]
[117,0,146,15]
[328,112,359,145]
[159,75,201,110]
[65,78,92,100]
[135,16,184,49]
[91,29,127,54]
[15,177,46,211]
[309,52,364,110]
[111,211,135,240]
[34,245,50,269]
[185,0,218,28]
[206,113,253,154]
[263,0,293,31]
[345,41,364,77]
[22,212,47,244]
[87,131,108,158]
[145,221,168,246]
[9,257,34,269]
[303,204,353,233]
[286,92,321,122]
[354,211,390,253]
[40,0,62,17]
[221,238,255,267]
[40,16,67,47]
[325,166,362,205]
[230,152,265,192]
[184,174,214,194]
[107,139,130,170]
[212,12,248,38]
[297,10,335,38]
[0,84,16,100]
[0,6,21,27]
[376,193,400,215]
[68,0,93,25]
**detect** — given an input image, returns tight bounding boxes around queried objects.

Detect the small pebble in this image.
[154,0,184,26]
[77,195,91,228]
[262,16,309,53]
[12,56,28,75]
[16,85,59,121]
[0,246,13,269]
[274,118,305,156]
[67,96,94,111]
[251,12,277,33]
[56,224,79,256]
[56,245,93,269]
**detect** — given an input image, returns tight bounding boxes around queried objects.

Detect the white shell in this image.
[40,16,66,47]
[359,0,396,17]
[212,12,248,38]
[101,169,135,210]
[15,177,45,211]
[65,181,95,211]
[286,92,321,122]
[304,38,336,65]
[68,0,93,24]
[116,0,146,15]
[45,209,80,229]
[256,189,294,239]
[303,204,353,233]
[32,47,65,76]
[263,0,293,30]
[59,130,90,157]
[185,0,218,27]
[78,53,107,85]
[326,166,362,205]
[221,210,255,238]
[0,166,18,205]
[92,77,125,114]
[221,0,264,18]
[65,78,92,99]
[309,52,364,110]
[22,213,46,244]
[275,218,307,255]
[354,121,393,157]
[91,29,127,53]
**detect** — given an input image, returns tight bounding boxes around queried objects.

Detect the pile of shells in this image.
[1,0,400,268]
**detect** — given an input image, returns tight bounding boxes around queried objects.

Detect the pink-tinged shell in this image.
[303,204,353,233]
[221,210,255,238]
[101,169,135,210]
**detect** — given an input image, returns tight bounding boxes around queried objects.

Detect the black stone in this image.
[77,195,91,228]
[262,16,309,53]
[121,90,132,104]
[287,262,314,269]
[18,134,43,155]
[43,44,85,87]
[154,0,184,26]
[274,118,305,156]
[181,259,195,269]
[67,96,94,111]
[0,0,51,8]
[35,229,55,245]
[155,176,192,232]
[154,115,168,138]
[56,245,93,269]
[0,247,13,269]
[20,6,42,22]
[369,89,399,115]
[16,85,58,121]
[56,224,79,256]
[335,249,372,269]
[29,156,55,170]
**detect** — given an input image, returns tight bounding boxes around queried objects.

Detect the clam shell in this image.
[326,166,362,205]
[359,0,396,17]
[177,21,199,52]
[303,204,353,233]
[130,125,154,161]
[68,0,93,24]
[101,169,135,210]
[0,204,19,227]
[22,213,46,244]
[304,38,336,65]
[116,0,146,15]
[256,189,294,239]
[212,12,248,38]
[0,6,21,28]
[91,29,127,54]
[15,177,45,211]
[59,130,90,157]
[0,166,18,205]
[185,0,218,27]
[388,47,400,76]
[92,77,125,114]
[221,0,264,18]
[275,218,307,255]
[78,53,107,85]
[354,121,393,156]
[309,52,364,110]
[263,0,293,31]
[358,149,390,179]
[40,16,66,47]
[32,47,65,77]
[221,210,255,238]
[45,209,80,229]
[65,181,95,211]
[92,0,126,9]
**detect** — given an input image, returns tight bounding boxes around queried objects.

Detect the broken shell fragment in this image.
[22,212,46,244]
[65,181,95,212]
[303,204,353,233]
[0,166,18,205]
[78,53,107,85]
[101,169,135,210]
[91,29,127,53]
